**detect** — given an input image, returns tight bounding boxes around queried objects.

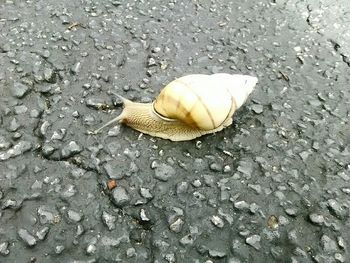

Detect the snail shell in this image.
[93,73,257,141]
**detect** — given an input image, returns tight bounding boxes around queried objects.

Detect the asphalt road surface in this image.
[0,0,349,262]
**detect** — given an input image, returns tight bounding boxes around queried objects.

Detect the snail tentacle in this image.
[92,114,124,134]
[90,95,132,134]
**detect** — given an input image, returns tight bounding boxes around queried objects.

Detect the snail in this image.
[91,73,257,141]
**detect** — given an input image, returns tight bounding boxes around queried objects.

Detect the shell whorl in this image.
[153,74,255,131]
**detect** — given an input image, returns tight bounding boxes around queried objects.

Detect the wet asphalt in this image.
[0,0,350,262]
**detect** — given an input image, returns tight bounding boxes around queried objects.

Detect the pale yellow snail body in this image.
[93,73,258,141]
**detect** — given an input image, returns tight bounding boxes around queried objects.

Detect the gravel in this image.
[67,209,83,222]
[251,104,264,114]
[111,186,130,207]
[60,141,83,159]
[36,227,50,241]
[245,235,261,250]
[11,82,30,98]
[18,229,37,247]
[309,213,325,225]
[169,217,184,233]
[0,0,349,262]
[321,235,338,253]
[327,199,348,220]
[139,187,153,200]
[211,215,224,228]
[0,242,10,256]
[0,141,32,161]
[101,211,116,230]
[154,163,176,181]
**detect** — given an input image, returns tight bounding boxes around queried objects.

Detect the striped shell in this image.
[153,73,256,131]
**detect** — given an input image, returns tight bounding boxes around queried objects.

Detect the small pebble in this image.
[320,235,338,252]
[227,257,241,263]
[203,174,215,186]
[11,82,30,98]
[245,235,261,250]
[39,120,51,137]
[169,218,184,233]
[104,162,124,179]
[211,215,224,228]
[334,253,345,262]
[55,245,65,254]
[76,224,84,237]
[2,199,17,209]
[44,67,55,82]
[67,210,83,222]
[140,208,151,222]
[308,100,322,107]
[107,126,121,137]
[285,208,298,217]
[176,182,189,195]
[234,201,250,210]
[42,144,55,157]
[14,105,28,114]
[72,111,80,118]
[18,229,37,247]
[31,180,43,190]
[192,179,202,188]
[248,184,262,194]
[180,234,195,246]
[37,206,55,224]
[337,236,345,249]
[249,203,260,214]
[267,215,279,229]
[61,184,77,198]
[111,186,130,207]
[251,104,263,114]
[85,98,106,109]
[140,187,153,199]
[61,141,82,159]
[147,57,157,67]
[0,136,11,150]
[237,161,253,177]
[327,199,347,219]
[288,229,298,244]
[208,249,226,258]
[154,163,176,181]
[0,242,9,255]
[223,165,231,173]
[309,213,324,225]
[165,253,176,263]
[8,118,21,132]
[126,247,136,258]
[36,227,50,240]
[102,211,116,230]
[71,62,81,74]
[209,162,222,172]
[86,244,96,255]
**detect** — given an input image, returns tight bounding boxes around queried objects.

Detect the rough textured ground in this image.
[0,0,349,262]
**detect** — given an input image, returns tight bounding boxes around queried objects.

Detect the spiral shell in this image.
[153,73,256,130]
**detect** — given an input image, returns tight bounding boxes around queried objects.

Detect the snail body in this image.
[93,73,257,141]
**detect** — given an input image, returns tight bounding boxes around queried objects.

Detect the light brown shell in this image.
[153,74,236,130]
